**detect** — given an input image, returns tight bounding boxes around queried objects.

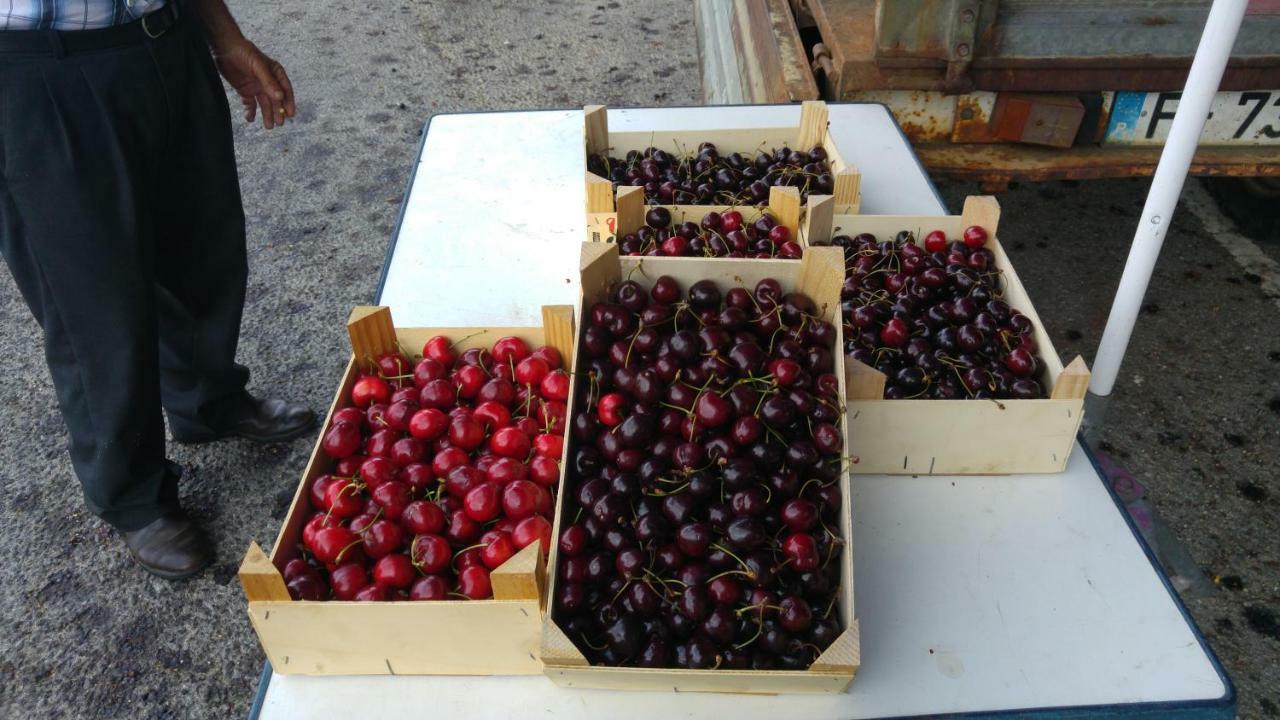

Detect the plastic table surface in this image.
[250,105,1233,720]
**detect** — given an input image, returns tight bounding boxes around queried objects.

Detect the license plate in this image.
[1105,90,1280,145]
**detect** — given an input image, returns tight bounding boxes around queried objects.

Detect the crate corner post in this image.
[961,195,1002,238]
[541,618,590,668]
[769,185,802,239]
[810,619,861,677]
[540,305,577,372]
[797,99,830,150]
[845,357,887,401]
[240,541,289,603]
[614,185,645,238]
[803,194,835,247]
[490,541,544,602]
[1051,355,1091,400]
[583,104,609,158]
[347,305,397,363]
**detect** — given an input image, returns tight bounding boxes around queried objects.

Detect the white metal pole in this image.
[1089,0,1248,396]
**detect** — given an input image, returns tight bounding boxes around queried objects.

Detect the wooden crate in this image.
[238,304,575,676]
[585,101,861,242]
[539,243,860,694]
[805,196,1091,475]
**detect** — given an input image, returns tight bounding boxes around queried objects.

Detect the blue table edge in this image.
[247,104,1234,720]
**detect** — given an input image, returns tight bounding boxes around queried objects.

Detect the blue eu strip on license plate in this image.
[1106,90,1280,146]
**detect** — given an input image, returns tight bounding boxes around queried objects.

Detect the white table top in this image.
[256,105,1229,719]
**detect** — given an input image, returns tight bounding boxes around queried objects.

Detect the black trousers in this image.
[0,12,250,531]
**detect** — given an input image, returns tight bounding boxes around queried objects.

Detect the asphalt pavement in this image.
[0,1,1276,718]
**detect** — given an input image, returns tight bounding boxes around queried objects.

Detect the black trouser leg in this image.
[0,15,247,530]
[153,20,252,434]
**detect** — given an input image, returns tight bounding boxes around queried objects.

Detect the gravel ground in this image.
[0,1,1276,718]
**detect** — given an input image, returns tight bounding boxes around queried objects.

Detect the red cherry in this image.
[782,533,820,571]
[530,345,562,370]
[351,375,392,408]
[372,553,415,590]
[324,480,364,519]
[310,526,357,565]
[383,399,417,432]
[539,370,570,401]
[491,336,531,364]
[537,400,567,435]
[418,379,457,409]
[512,416,540,439]
[371,481,411,520]
[463,482,502,522]
[302,512,339,553]
[480,531,515,569]
[364,429,397,458]
[501,479,540,521]
[767,358,803,387]
[365,403,390,430]
[410,533,452,574]
[478,378,516,405]
[454,364,487,399]
[330,407,364,429]
[512,515,552,553]
[694,392,732,427]
[330,563,368,600]
[412,357,446,388]
[401,463,433,493]
[432,447,469,477]
[721,210,743,233]
[963,225,988,248]
[408,407,448,441]
[358,457,398,489]
[767,225,791,247]
[309,475,338,512]
[389,437,427,467]
[533,433,563,459]
[448,417,486,451]
[529,456,560,486]
[458,565,493,599]
[472,401,512,431]
[375,352,410,381]
[423,336,457,369]
[361,519,404,558]
[514,356,550,386]
[1003,347,1037,377]
[597,392,627,427]
[778,241,804,259]
[880,317,908,348]
[661,236,689,256]
[489,426,531,459]
[321,423,361,459]
[444,464,483,498]
[532,485,552,515]
[484,456,527,485]
[923,229,947,253]
[402,500,445,535]
[409,575,449,601]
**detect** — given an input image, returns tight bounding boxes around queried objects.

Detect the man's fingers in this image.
[272,62,296,118]
[255,92,277,129]
[242,96,257,123]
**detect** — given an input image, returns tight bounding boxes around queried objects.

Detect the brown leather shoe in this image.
[121,511,213,580]
[171,395,316,444]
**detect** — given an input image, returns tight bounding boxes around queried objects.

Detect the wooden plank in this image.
[490,542,545,603]
[796,246,844,323]
[239,542,289,602]
[847,397,1083,475]
[1051,356,1091,401]
[844,357,886,401]
[803,194,835,247]
[248,599,543,676]
[614,185,646,237]
[541,305,577,373]
[961,195,1002,240]
[347,306,397,365]
[585,172,614,214]
[797,100,830,150]
[769,185,802,240]
[583,105,609,157]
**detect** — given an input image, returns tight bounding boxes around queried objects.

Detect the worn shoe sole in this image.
[125,546,213,581]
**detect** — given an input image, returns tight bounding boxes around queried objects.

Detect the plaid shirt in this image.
[1,0,167,30]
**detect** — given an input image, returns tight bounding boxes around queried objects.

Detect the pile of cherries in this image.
[822,227,1047,400]
[285,335,565,602]
[617,207,801,259]
[588,142,834,206]
[553,274,847,670]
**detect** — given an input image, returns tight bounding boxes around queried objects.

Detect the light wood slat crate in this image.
[804,196,1091,475]
[585,101,861,243]
[539,243,860,694]
[238,304,575,676]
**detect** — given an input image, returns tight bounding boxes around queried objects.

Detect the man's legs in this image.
[0,45,176,531]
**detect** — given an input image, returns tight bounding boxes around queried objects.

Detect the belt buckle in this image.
[141,10,167,40]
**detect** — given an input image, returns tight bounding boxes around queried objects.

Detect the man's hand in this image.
[212,39,296,130]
